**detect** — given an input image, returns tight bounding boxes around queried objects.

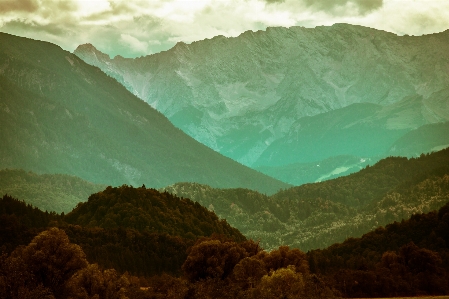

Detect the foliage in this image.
[164,148,449,250]
[65,185,245,241]
[307,201,449,297]
[0,227,147,299]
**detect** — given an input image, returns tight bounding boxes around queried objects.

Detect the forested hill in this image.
[307,202,449,297]
[65,185,245,241]
[1,189,448,297]
[0,169,106,213]
[0,185,245,277]
[164,147,449,250]
[273,147,449,207]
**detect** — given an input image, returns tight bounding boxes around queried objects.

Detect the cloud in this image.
[0,0,448,59]
[293,0,384,15]
[120,33,148,54]
[1,19,72,38]
[0,0,38,13]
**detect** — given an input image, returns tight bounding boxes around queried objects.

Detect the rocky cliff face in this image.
[74,24,449,167]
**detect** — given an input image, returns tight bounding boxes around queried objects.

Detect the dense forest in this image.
[1,186,449,298]
[308,202,449,297]
[164,148,449,250]
[3,149,448,252]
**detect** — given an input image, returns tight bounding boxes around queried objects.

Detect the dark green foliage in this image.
[65,185,245,241]
[308,202,449,297]
[0,227,148,299]
[0,194,60,253]
[63,225,193,277]
[274,147,449,207]
[165,148,449,250]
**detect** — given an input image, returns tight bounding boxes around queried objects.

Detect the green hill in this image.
[0,169,106,213]
[164,148,449,250]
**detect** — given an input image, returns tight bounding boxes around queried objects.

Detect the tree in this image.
[253,266,304,299]
[182,239,248,281]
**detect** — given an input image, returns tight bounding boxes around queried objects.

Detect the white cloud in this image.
[0,0,448,58]
[120,33,148,54]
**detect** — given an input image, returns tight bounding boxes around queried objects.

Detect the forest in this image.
[1,183,449,298]
[164,148,449,250]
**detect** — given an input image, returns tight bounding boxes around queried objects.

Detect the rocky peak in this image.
[73,24,449,168]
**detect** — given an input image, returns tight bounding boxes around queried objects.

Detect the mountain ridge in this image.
[0,32,289,194]
[74,23,449,175]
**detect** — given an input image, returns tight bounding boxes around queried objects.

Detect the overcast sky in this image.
[1,0,449,58]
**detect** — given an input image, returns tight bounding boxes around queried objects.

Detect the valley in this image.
[75,24,449,185]
[1,23,449,299]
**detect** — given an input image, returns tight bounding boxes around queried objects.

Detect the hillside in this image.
[164,148,449,250]
[75,24,449,173]
[0,169,106,213]
[255,155,374,186]
[65,185,245,241]
[0,184,245,277]
[307,202,449,297]
[0,32,289,194]
[0,196,334,299]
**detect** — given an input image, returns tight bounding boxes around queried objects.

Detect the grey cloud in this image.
[1,19,68,36]
[303,0,383,14]
[0,0,38,13]
[266,0,383,15]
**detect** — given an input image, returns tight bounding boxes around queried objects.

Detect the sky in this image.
[1,0,449,58]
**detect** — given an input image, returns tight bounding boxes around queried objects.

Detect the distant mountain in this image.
[0,169,106,213]
[74,24,449,173]
[163,148,449,250]
[388,121,449,157]
[0,33,289,194]
[255,155,375,186]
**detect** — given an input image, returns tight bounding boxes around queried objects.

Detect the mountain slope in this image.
[388,121,449,157]
[0,169,106,213]
[74,24,449,168]
[0,32,289,194]
[164,148,449,250]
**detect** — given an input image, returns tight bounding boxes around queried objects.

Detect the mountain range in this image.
[0,32,289,194]
[74,23,449,184]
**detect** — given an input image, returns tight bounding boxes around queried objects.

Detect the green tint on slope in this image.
[0,32,290,194]
[164,148,449,251]
[0,169,106,213]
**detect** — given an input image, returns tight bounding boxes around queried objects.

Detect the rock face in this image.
[74,24,449,167]
[0,32,290,194]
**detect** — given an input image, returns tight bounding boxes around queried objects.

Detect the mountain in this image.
[0,169,106,213]
[388,121,449,157]
[0,32,289,194]
[163,148,449,250]
[255,155,374,186]
[74,24,449,172]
